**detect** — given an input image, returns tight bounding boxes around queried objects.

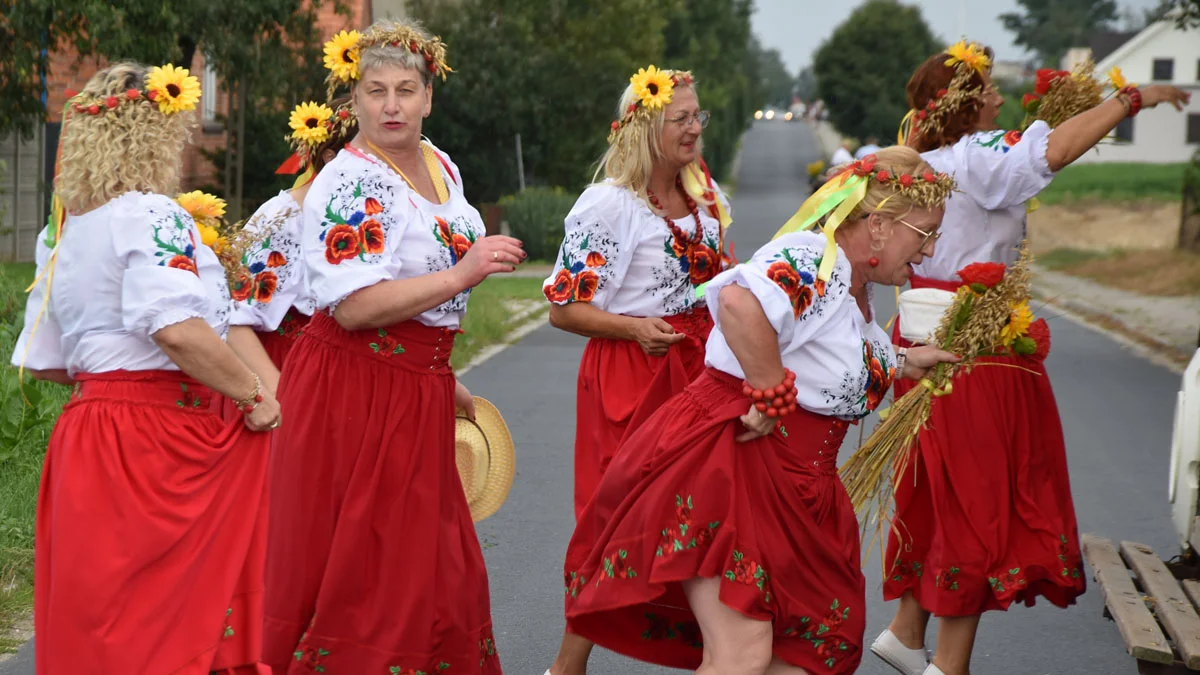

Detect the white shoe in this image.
[923,665,946,675]
[870,629,929,675]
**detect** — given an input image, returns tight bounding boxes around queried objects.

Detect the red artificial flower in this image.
[687,245,720,285]
[899,174,914,187]
[585,251,607,267]
[337,109,350,120]
[450,233,472,262]
[167,254,198,276]
[611,121,619,130]
[917,109,928,120]
[936,88,948,98]
[363,197,384,215]
[126,89,141,100]
[922,170,937,182]
[253,270,278,303]
[230,269,253,301]
[544,269,576,303]
[1034,69,1069,95]
[267,251,287,268]
[875,170,891,182]
[957,261,1006,289]
[147,90,158,101]
[64,88,78,98]
[926,100,937,110]
[1027,318,1051,360]
[1022,93,1040,111]
[627,103,638,113]
[1003,130,1023,146]
[105,96,119,109]
[87,104,101,115]
[574,270,600,302]
[324,224,362,265]
[359,218,386,255]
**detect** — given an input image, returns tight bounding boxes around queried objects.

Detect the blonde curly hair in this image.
[593,73,709,208]
[56,62,193,214]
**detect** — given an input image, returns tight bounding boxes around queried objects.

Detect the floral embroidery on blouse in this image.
[544,220,619,304]
[151,209,200,276]
[317,179,393,266]
[761,246,837,320]
[657,494,720,558]
[781,599,853,670]
[972,129,1022,154]
[819,335,896,419]
[433,215,476,263]
[647,222,724,316]
[236,209,302,307]
[424,213,484,314]
[641,613,703,648]
[724,550,772,603]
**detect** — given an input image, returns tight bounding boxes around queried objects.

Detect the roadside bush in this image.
[498,187,578,262]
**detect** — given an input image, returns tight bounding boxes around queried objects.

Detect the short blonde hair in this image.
[56,62,192,214]
[593,75,706,207]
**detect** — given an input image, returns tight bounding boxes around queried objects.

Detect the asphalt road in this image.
[1,120,1185,674]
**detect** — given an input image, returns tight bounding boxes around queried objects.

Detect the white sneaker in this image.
[869,629,929,675]
[923,665,946,675]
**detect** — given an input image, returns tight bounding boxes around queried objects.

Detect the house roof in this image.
[1089,31,1138,63]
[1094,21,1175,71]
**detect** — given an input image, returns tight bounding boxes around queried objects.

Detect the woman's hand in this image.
[453,235,527,289]
[901,345,960,380]
[455,380,476,420]
[628,317,687,356]
[244,391,282,432]
[736,404,776,443]
[1140,84,1191,111]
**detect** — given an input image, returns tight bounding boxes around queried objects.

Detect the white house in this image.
[1072,20,1200,164]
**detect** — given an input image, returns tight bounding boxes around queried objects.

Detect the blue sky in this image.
[751,0,1163,72]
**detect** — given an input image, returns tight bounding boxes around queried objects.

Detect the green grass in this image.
[1036,248,1116,269]
[452,276,548,370]
[0,262,71,651]
[1037,162,1186,205]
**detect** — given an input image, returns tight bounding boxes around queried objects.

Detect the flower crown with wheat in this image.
[898,41,991,145]
[65,64,202,119]
[322,24,453,100]
[608,65,694,144]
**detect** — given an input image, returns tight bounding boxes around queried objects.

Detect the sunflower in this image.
[999,301,1034,346]
[290,102,333,145]
[324,30,362,81]
[1107,66,1132,90]
[176,190,227,229]
[944,41,992,74]
[630,65,675,111]
[145,65,202,115]
[198,224,221,247]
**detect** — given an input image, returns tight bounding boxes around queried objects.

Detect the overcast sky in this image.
[751,0,1163,72]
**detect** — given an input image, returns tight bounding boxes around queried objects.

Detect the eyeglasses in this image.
[669,110,711,129]
[896,217,941,250]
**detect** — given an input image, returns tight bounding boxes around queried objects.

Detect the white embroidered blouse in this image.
[542,180,730,317]
[11,191,231,375]
[230,190,314,331]
[302,142,485,328]
[703,231,897,421]
[913,121,1055,281]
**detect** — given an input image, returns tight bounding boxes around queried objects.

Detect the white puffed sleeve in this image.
[705,232,851,351]
[230,192,306,331]
[9,227,67,369]
[542,185,634,310]
[116,195,212,338]
[303,154,411,310]
[952,121,1055,210]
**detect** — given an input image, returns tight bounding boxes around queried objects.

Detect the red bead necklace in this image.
[647,176,703,252]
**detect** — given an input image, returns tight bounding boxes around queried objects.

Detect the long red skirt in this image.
[882,276,1085,616]
[36,370,270,674]
[263,312,501,674]
[258,307,310,371]
[564,368,866,674]
[573,308,712,519]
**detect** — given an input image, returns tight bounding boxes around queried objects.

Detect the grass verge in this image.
[452,276,548,370]
[1038,247,1200,296]
[1037,162,1185,205]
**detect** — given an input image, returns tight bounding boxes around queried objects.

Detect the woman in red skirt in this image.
[541,65,732,675]
[563,147,959,675]
[262,20,524,674]
[10,62,281,674]
[225,98,358,391]
[872,42,1191,675]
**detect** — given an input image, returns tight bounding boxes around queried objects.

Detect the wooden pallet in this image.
[1083,522,1200,674]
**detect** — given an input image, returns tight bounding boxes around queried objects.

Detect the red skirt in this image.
[35,370,269,674]
[573,308,712,519]
[564,368,865,674]
[258,307,310,371]
[883,276,1085,616]
[263,312,501,675]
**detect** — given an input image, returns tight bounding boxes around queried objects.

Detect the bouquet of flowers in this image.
[839,245,1051,531]
[1020,59,1107,130]
[175,191,294,302]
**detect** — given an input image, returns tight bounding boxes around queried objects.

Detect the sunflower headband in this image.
[608,66,693,144]
[275,100,358,183]
[898,41,991,145]
[65,64,201,118]
[323,24,452,99]
[772,155,956,282]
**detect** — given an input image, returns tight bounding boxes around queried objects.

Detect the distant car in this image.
[755,107,783,122]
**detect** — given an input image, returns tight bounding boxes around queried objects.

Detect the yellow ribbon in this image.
[897,109,917,145]
[365,139,449,204]
[291,164,316,191]
[680,161,732,230]
[772,171,867,281]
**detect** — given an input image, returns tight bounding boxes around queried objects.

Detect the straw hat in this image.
[455,397,515,522]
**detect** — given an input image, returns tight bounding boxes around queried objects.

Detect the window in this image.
[1152,58,1174,81]
[1115,117,1134,143]
[1188,114,1200,144]
[202,60,218,121]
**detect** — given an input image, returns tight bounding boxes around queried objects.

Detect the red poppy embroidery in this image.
[687,244,720,285]
[324,224,361,265]
[253,271,278,304]
[863,342,893,412]
[585,251,607,267]
[167,254,198,275]
[267,250,287,267]
[230,269,254,302]
[574,270,600,303]
[544,269,576,303]
[363,196,384,215]
[1003,130,1022,146]
[451,233,472,262]
[359,218,385,255]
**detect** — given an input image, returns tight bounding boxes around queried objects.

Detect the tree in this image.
[811,0,939,144]
[795,66,818,103]
[999,0,1118,67]
[752,40,794,108]
[1157,0,1200,28]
